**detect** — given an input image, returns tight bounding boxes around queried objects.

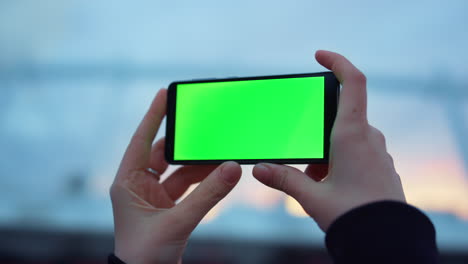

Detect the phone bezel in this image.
[165,71,339,165]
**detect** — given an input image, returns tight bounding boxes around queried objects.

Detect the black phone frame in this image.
[165,71,339,165]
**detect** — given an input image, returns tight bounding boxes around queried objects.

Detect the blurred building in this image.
[0,0,467,263]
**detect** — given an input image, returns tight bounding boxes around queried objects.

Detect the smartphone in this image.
[165,72,339,165]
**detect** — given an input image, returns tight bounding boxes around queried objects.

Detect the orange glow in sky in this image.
[195,154,468,223]
[96,137,468,224]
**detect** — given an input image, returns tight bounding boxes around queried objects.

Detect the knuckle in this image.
[387,153,395,166]
[205,181,226,202]
[395,172,403,185]
[109,183,117,199]
[351,70,367,85]
[388,155,394,165]
[332,56,348,73]
[154,137,166,149]
[130,133,146,144]
[109,182,126,204]
[331,130,350,145]
[272,167,292,193]
[273,167,310,201]
[380,133,387,145]
[270,166,311,200]
[332,123,367,144]
[369,126,386,145]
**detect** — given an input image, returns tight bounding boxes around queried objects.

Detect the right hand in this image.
[252,50,406,232]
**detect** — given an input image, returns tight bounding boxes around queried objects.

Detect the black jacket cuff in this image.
[325,201,438,264]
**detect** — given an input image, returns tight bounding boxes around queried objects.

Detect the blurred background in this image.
[1,0,467,263]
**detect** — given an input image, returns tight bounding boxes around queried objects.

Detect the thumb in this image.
[174,161,241,226]
[253,163,321,202]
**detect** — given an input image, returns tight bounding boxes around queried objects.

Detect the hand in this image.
[252,50,406,232]
[110,89,242,264]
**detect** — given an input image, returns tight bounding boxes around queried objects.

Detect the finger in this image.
[174,162,241,226]
[148,137,169,176]
[315,50,367,122]
[305,164,329,182]
[253,163,320,201]
[119,89,167,174]
[368,125,387,150]
[162,165,218,200]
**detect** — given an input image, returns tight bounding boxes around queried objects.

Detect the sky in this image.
[0,0,467,250]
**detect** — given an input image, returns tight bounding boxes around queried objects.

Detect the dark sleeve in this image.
[108,254,126,264]
[325,201,438,264]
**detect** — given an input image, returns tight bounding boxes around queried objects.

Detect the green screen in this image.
[174,76,324,160]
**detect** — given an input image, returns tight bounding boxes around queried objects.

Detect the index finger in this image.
[315,50,367,123]
[119,89,167,173]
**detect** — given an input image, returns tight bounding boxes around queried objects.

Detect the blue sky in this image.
[0,0,467,250]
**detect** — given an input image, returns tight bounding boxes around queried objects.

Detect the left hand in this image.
[110,89,242,264]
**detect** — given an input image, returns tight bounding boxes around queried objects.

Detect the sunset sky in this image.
[1,0,467,251]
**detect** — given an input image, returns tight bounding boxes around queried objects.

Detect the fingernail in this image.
[253,164,272,185]
[220,161,239,184]
[255,163,270,175]
[252,163,270,185]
